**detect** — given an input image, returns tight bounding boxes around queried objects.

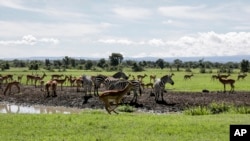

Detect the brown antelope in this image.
[149,75,156,83]
[45,80,57,97]
[218,76,235,93]
[68,75,77,87]
[17,74,23,83]
[53,75,69,90]
[184,73,194,80]
[99,82,134,114]
[211,74,219,81]
[26,74,36,85]
[137,74,147,82]
[237,73,247,80]
[34,72,47,87]
[2,74,13,83]
[218,73,230,79]
[3,81,20,95]
[51,74,64,80]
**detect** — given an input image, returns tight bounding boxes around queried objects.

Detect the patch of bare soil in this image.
[1,85,250,113]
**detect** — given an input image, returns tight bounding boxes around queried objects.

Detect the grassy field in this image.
[1,67,250,92]
[0,111,249,141]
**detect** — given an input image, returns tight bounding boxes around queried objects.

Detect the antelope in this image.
[218,76,235,93]
[211,74,219,81]
[34,72,47,87]
[17,75,23,83]
[237,73,247,80]
[149,75,156,83]
[3,81,20,95]
[218,73,230,79]
[26,74,36,85]
[53,75,69,90]
[137,74,147,82]
[184,73,194,80]
[45,80,57,97]
[51,74,64,80]
[99,82,134,114]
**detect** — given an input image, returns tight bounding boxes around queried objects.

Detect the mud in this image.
[0,85,250,113]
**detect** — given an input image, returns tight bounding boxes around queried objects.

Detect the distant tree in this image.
[173,59,182,71]
[97,58,106,69]
[132,62,144,72]
[240,59,249,72]
[85,60,93,70]
[156,59,164,69]
[63,56,70,68]
[109,53,123,66]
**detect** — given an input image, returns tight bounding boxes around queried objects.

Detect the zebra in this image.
[82,75,93,96]
[154,75,174,102]
[112,72,129,80]
[93,74,107,96]
[108,79,142,103]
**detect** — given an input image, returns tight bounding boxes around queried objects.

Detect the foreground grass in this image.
[0,111,249,141]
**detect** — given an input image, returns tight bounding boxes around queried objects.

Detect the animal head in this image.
[161,75,174,85]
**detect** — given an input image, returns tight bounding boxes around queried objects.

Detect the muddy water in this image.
[0,102,85,114]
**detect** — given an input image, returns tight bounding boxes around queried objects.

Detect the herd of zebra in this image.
[0,71,174,102]
[83,72,174,102]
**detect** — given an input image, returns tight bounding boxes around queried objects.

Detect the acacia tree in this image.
[156,59,164,69]
[109,53,123,66]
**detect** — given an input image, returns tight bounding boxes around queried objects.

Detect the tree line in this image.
[0,53,249,73]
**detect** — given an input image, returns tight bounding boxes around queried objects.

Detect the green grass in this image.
[0,112,249,141]
[1,67,250,92]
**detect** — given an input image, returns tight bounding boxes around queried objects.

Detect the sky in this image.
[1,0,250,59]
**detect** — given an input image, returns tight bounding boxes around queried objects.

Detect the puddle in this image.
[0,102,85,114]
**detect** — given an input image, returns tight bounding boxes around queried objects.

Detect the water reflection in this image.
[0,103,84,114]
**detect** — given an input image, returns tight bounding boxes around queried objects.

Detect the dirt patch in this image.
[1,85,250,113]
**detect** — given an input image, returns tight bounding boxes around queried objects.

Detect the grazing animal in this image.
[99,82,133,114]
[218,76,235,93]
[108,79,142,103]
[149,75,156,83]
[93,74,108,96]
[184,73,194,80]
[82,75,93,95]
[45,80,57,97]
[3,81,20,95]
[237,73,247,80]
[154,75,174,102]
[137,74,147,82]
[112,72,129,80]
[54,75,68,90]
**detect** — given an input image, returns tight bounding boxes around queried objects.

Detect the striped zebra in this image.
[93,74,107,96]
[82,75,93,95]
[154,75,174,102]
[112,72,129,80]
[108,79,142,103]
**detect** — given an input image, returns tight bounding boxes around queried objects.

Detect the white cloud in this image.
[0,35,59,46]
[0,21,110,37]
[98,32,250,57]
[112,7,152,20]
[158,5,222,20]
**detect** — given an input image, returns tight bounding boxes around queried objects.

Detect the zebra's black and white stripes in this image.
[154,75,174,101]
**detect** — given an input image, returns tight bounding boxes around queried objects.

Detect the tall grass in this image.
[0,112,249,141]
[184,102,250,115]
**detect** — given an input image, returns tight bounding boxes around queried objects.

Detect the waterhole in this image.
[0,102,84,114]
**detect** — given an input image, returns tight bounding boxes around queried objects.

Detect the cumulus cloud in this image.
[0,35,59,46]
[98,32,250,57]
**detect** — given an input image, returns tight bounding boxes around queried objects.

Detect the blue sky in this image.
[0,0,250,59]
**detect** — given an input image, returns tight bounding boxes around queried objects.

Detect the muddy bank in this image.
[1,85,250,113]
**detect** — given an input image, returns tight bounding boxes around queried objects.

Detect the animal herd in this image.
[0,71,247,114]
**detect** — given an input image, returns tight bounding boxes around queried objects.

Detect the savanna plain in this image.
[0,68,250,141]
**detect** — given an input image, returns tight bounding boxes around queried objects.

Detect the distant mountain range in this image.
[1,55,250,63]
